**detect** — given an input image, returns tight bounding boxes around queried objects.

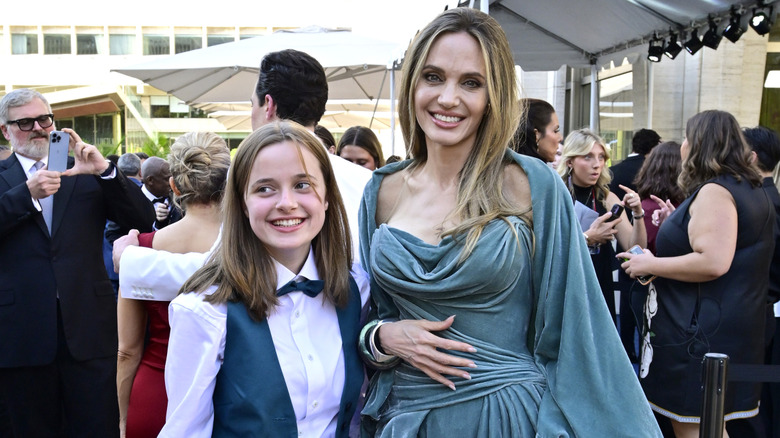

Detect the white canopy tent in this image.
[478,0,771,130]
[114,26,402,103]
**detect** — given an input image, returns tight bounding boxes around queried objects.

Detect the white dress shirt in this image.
[118,153,371,298]
[159,248,370,438]
[16,154,47,211]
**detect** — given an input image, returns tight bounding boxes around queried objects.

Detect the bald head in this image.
[142,156,171,198]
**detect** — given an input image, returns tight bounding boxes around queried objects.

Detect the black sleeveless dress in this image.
[641,174,775,421]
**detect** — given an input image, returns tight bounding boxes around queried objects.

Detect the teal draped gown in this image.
[359,151,662,437]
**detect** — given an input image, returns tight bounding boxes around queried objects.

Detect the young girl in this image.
[159,121,366,438]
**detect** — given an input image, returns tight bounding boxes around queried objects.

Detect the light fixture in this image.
[702,17,722,49]
[647,36,664,62]
[750,3,774,35]
[723,8,746,43]
[664,32,683,59]
[684,29,703,55]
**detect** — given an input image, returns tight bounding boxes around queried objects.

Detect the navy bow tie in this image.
[276,279,324,298]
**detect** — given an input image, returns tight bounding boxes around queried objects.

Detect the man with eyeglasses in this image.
[0,88,155,437]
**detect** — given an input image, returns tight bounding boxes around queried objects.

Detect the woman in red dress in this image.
[117,132,230,438]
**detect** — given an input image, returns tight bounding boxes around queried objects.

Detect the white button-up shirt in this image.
[159,248,369,438]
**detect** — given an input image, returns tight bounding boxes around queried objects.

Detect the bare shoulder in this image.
[152,221,218,254]
[375,170,406,225]
[502,162,532,211]
[150,225,179,252]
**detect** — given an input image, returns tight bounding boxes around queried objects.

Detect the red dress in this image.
[125,232,171,438]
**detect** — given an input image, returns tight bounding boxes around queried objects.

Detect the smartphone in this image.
[604,203,624,222]
[48,131,70,173]
[623,244,656,285]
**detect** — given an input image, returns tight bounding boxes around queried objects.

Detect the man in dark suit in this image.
[141,156,182,229]
[609,128,661,199]
[0,88,154,437]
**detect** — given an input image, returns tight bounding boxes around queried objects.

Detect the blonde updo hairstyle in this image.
[167,132,231,210]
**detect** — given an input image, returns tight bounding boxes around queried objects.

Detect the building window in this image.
[207,35,233,46]
[110,34,136,55]
[12,34,38,54]
[44,34,71,54]
[150,96,171,118]
[174,35,201,54]
[77,34,103,55]
[598,71,634,161]
[143,35,169,55]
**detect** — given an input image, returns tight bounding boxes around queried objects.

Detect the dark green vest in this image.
[212,277,362,437]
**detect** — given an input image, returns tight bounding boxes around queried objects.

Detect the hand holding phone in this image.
[622,244,656,285]
[48,131,70,173]
[604,203,624,223]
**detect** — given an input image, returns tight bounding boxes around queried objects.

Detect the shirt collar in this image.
[16,153,46,175]
[273,247,319,289]
[141,185,157,202]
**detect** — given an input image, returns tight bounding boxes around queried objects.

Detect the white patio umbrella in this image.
[113,26,402,104]
[202,100,395,132]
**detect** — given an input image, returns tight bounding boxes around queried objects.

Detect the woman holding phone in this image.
[558,129,647,322]
[620,110,774,438]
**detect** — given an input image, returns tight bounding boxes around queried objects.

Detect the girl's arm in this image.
[619,184,737,283]
[116,293,147,438]
[159,294,226,438]
[612,188,647,251]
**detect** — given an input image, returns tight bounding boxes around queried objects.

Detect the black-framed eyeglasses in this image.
[5,114,54,131]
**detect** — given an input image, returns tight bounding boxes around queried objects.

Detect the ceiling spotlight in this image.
[750,5,774,35]
[684,29,704,55]
[647,37,664,62]
[723,8,746,42]
[702,18,722,49]
[664,32,683,59]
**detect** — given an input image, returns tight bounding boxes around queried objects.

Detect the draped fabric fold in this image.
[359,151,661,437]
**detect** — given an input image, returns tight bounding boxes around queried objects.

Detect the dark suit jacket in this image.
[0,154,155,367]
[608,154,645,200]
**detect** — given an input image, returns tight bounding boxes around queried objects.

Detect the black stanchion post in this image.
[700,353,728,438]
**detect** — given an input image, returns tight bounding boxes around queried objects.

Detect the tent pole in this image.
[370,69,388,129]
[647,62,654,129]
[390,63,396,155]
[590,65,599,133]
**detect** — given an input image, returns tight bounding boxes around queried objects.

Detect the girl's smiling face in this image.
[244,141,328,271]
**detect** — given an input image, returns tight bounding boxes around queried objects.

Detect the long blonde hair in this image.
[180,122,352,320]
[558,129,612,210]
[399,7,528,257]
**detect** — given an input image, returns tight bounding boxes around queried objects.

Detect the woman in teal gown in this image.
[357,8,662,437]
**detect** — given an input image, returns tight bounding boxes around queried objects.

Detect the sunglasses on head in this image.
[6,114,54,131]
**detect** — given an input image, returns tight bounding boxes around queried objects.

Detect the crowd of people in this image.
[0,6,778,438]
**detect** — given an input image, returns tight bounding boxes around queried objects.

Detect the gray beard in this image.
[12,131,49,160]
